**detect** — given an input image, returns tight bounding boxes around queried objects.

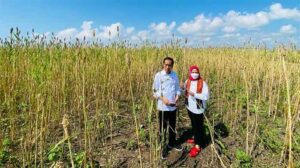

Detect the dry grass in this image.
[0,30,299,167]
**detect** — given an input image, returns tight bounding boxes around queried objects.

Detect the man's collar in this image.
[161,70,172,75]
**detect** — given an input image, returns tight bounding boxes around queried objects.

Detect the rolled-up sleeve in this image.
[152,73,161,99]
[194,82,209,100]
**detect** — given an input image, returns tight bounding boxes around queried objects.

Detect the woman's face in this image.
[191,69,199,74]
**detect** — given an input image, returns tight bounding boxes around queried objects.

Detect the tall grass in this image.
[0,29,299,167]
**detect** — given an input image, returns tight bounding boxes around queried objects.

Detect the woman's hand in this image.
[188,90,195,97]
[180,81,185,89]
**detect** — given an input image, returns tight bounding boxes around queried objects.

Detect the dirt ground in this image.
[93,112,231,168]
[89,107,297,168]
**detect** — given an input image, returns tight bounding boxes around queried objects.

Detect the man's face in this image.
[163,59,173,74]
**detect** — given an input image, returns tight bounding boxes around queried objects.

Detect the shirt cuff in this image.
[153,92,161,99]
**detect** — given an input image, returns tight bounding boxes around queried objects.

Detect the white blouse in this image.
[184,80,209,114]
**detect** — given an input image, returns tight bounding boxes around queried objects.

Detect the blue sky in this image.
[0,0,299,46]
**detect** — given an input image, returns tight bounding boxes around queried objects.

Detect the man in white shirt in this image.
[152,56,182,159]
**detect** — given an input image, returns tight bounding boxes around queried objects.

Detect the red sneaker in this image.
[186,138,195,144]
[189,147,201,157]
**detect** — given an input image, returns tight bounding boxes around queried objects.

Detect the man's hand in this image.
[161,96,170,105]
[175,95,179,106]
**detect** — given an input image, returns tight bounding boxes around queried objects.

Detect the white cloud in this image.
[131,22,176,41]
[126,27,135,34]
[221,33,241,38]
[137,30,150,40]
[177,18,199,34]
[149,21,176,36]
[269,3,300,20]
[222,3,300,30]
[55,21,135,41]
[130,35,140,41]
[177,3,300,38]
[57,28,78,39]
[77,21,96,39]
[50,3,300,46]
[177,14,223,35]
[81,21,93,30]
[224,10,269,29]
[280,24,297,34]
[222,26,237,33]
[204,37,211,41]
[262,37,272,42]
[209,17,223,29]
[98,22,122,39]
[98,23,137,40]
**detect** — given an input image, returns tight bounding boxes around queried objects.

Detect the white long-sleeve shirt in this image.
[184,80,209,114]
[152,70,181,111]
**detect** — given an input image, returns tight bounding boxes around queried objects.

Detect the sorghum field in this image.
[0,29,300,167]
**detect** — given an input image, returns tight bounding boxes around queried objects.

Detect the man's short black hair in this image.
[163,56,174,65]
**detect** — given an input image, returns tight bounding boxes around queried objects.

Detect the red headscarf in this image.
[189,65,200,81]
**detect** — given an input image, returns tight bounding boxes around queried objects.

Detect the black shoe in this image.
[168,144,183,151]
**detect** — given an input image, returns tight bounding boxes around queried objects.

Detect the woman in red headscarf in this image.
[183,65,210,157]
